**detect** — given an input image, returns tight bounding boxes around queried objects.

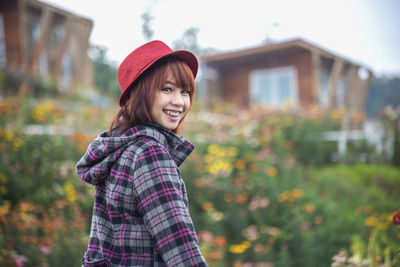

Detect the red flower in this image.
[393,211,400,225]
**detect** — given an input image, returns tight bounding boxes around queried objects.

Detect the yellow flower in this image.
[207,144,219,155]
[365,216,378,227]
[278,191,289,203]
[302,203,315,214]
[64,182,78,202]
[265,166,277,177]
[229,241,251,254]
[330,108,345,120]
[0,201,10,216]
[227,147,239,157]
[0,185,7,195]
[0,173,8,184]
[210,211,224,221]
[314,216,323,224]
[291,188,304,199]
[354,207,361,216]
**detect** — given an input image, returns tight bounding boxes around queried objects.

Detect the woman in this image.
[76,40,207,266]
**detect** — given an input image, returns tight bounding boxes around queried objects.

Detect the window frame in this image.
[249,66,299,106]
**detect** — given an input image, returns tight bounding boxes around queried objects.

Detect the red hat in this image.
[117,40,198,106]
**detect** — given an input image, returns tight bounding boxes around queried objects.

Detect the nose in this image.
[171,91,184,107]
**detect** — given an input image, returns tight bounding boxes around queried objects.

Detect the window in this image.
[319,69,330,108]
[336,76,346,107]
[249,67,298,106]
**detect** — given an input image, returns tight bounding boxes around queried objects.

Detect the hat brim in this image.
[118,50,198,106]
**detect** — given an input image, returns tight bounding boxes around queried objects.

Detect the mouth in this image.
[163,109,182,118]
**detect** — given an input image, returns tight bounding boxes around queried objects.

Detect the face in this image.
[150,70,191,131]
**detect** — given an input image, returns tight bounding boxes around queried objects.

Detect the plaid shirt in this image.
[76,123,207,267]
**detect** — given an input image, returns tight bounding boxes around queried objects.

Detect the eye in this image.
[161,87,172,93]
[181,89,191,95]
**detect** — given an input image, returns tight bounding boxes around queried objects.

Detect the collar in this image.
[122,123,194,167]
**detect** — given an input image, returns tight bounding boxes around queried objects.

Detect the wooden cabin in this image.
[200,39,372,126]
[0,0,93,92]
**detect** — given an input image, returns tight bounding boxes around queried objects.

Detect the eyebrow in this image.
[165,80,177,86]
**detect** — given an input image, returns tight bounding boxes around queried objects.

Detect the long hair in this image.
[108,56,196,136]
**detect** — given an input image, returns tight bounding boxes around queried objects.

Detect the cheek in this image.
[184,96,191,110]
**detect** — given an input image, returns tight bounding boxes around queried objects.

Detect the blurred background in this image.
[0,0,399,266]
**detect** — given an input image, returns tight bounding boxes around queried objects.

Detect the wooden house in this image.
[0,0,93,92]
[200,39,373,125]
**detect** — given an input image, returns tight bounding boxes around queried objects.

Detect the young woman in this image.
[76,40,207,266]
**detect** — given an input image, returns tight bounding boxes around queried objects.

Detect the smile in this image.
[163,109,181,118]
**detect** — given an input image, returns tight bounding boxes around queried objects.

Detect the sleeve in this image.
[133,144,208,267]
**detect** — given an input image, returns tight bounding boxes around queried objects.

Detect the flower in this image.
[264,166,277,177]
[235,159,246,169]
[393,211,400,225]
[300,222,310,232]
[365,215,378,227]
[11,251,28,267]
[198,231,214,242]
[212,236,227,247]
[314,216,323,225]
[230,241,251,254]
[242,225,259,241]
[202,202,214,211]
[302,203,315,214]
[39,244,53,255]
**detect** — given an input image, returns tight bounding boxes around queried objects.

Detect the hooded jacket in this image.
[76,123,207,267]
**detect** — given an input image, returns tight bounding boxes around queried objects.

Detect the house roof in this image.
[29,0,93,26]
[201,38,368,69]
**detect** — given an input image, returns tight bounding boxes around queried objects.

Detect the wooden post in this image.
[327,57,344,109]
[28,6,52,76]
[311,48,321,104]
[52,16,72,78]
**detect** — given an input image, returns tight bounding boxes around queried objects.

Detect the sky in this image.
[42,0,400,75]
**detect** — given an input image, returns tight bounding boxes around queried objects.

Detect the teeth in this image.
[164,110,180,117]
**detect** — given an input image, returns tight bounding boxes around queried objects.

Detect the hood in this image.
[76,123,194,186]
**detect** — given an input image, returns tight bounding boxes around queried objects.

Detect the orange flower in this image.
[235,159,246,169]
[212,236,227,247]
[202,202,214,211]
[194,178,204,187]
[248,164,258,173]
[235,192,249,204]
[314,216,323,224]
[284,141,293,150]
[224,194,233,202]
[253,243,265,253]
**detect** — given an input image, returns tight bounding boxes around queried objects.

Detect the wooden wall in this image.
[213,48,315,108]
[0,0,22,71]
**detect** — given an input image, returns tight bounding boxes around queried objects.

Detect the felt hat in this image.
[117,40,198,106]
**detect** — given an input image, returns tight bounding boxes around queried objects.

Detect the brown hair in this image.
[108,56,196,136]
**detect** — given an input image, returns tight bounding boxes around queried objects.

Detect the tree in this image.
[365,75,400,117]
[172,27,216,56]
[90,45,119,100]
[141,11,154,41]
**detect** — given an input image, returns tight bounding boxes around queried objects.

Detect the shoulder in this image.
[125,136,172,164]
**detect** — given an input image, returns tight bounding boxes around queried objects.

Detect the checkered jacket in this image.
[76,123,207,266]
